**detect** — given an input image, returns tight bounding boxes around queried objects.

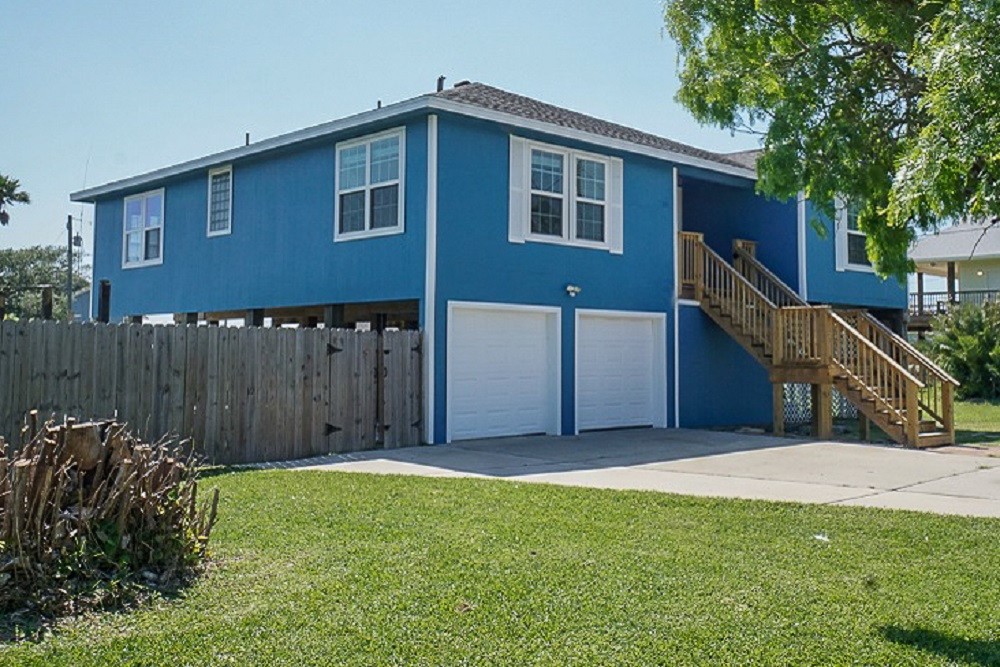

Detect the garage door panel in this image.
[449,306,559,441]
[577,315,659,431]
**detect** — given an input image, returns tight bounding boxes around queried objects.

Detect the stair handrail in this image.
[732,245,805,308]
[829,311,925,444]
[837,309,959,387]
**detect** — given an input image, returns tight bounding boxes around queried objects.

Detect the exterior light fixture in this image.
[565,284,582,297]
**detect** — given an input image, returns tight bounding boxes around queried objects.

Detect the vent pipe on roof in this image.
[436,75,446,92]
[245,132,250,146]
[377,100,382,109]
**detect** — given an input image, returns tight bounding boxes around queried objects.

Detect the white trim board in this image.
[423,115,438,444]
[72,96,755,202]
[797,192,808,301]
[445,301,562,444]
[573,309,668,435]
[672,166,681,428]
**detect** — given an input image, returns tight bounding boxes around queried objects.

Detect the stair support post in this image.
[772,309,784,366]
[772,383,785,436]
[942,382,955,444]
[811,383,833,439]
[858,415,871,441]
[905,383,920,446]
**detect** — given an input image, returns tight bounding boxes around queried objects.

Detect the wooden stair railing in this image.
[730,241,959,444]
[680,231,948,447]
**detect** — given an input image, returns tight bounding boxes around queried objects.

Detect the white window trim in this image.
[121,188,165,269]
[334,127,406,242]
[835,195,874,273]
[511,137,623,253]
[206,165,233,237]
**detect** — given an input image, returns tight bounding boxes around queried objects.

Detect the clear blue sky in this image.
[3,0,759,258]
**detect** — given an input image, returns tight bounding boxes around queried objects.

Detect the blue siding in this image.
[804,201,906,309]
[432,113,676,442]
[91,117,429,319]
[678,305,772,427]
[681,177,799,291]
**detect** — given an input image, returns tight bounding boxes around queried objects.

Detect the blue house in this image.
[72,81,942,448]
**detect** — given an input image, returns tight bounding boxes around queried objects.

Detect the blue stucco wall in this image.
[677,305,772,428]
[432,113,676,442]
[803,201,906,309]
[91,116,429,319]
[680,176,800,291]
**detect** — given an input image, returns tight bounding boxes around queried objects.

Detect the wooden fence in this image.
[0,320,422,464]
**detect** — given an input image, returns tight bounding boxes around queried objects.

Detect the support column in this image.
[130,315,143,325]
[811,383,832,439]
[947,261,957,304]
[916,271,925,315]
[858,415,871,442]
[245,308,265,327]
[96,280,111,324]
[41,285,53,320]
[184,312,199,325]
[772,383,785,436]
[323,304,345,329]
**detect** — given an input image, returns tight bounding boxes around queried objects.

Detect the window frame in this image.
[121,188,165,269]
[524,140,612,251]
[334,127,406,242]
[206,165,233,238]
[835,196,874,273]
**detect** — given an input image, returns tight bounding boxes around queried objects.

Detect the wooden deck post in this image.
[772,383,785,436]
[905,384,920,446]
[41,285,53,320]
[97,280,111,323]
[324,304,345,329]
[183,312,199,325]
[811,383,832,439]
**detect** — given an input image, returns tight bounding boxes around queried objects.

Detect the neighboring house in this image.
[71,81,911,445]
[71,288,92,322]
[909,220,1000,332]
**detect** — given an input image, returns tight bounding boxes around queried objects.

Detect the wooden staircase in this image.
[680,232,958,448]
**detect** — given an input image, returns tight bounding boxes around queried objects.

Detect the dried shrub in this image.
[0,411,219,635]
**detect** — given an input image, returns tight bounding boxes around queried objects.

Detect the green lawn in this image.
[3,471,999,666]
[955,399,1000,446]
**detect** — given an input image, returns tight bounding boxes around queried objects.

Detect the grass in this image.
[954,398,1000,446]
[2,470,999,666]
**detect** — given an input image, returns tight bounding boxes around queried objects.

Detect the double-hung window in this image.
[123,189,164,268]
[510,137,623,253]
[335,128,405,240]
[207,166,232,236]
[835,197,873,271]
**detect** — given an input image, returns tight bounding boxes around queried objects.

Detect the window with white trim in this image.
[509,137,623,253]
[123,189,164,268]
[835,197,872,271]
[207,166,232,236]
[335,128,405,240]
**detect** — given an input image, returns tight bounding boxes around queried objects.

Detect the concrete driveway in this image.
[275,429,1000,518]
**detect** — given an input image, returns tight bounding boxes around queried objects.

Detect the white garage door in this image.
[577,313,664,431]
[448,304,560,441]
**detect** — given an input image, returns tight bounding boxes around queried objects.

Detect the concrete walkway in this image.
[268,429,1000,519]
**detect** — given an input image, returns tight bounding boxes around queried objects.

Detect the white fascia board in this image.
[70,96,433,202]
[71,95,756,203]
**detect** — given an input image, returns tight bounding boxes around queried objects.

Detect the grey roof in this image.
[436,83,750,170]
[724,148,763,171]
[910,220,1000,263]
[72,81,753,202]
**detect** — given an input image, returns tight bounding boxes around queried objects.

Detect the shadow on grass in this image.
[881,625,1000,666]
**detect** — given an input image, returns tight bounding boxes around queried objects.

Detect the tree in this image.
[0,246,90,321]
[0,173,31,227]
[663,0,1000,278]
